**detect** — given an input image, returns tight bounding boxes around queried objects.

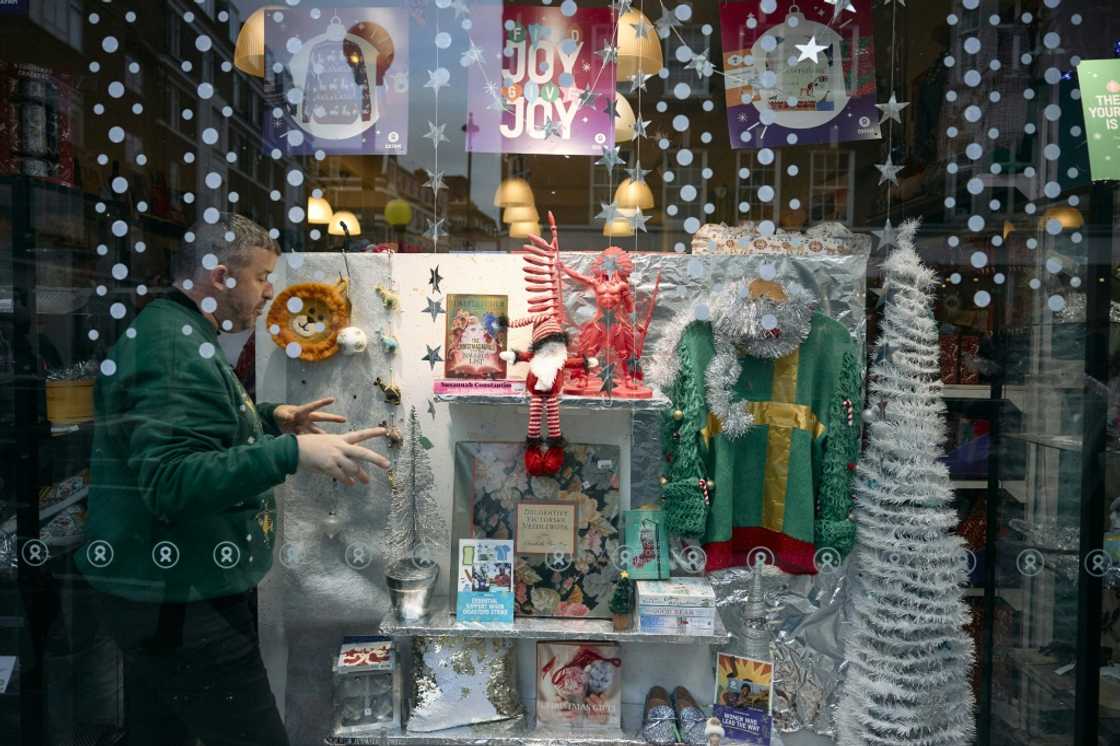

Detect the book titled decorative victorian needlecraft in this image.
[536,641,622,730]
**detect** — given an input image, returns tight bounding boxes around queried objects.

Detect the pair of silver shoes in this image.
[641,685,709,745]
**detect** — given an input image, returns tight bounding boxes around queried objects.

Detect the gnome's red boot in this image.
[524,438,550,476]
[540,436,566,476]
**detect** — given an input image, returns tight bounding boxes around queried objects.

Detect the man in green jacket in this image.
[77,213,387,746]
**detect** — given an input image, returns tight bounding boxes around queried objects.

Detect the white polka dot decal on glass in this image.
[285,342,302,359]
[100,360,117,376]
[110,303,126,319]
[973,291,991,308]
[199,343,216,360]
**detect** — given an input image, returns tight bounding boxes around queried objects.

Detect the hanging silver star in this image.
[825,0,857,18]
[422,345,443,370]
[450,0,471,19]
[542,117,563,139]
[626,158,651,183]
[424,169,446,194]
[628,72,652,93]
[873,219,899,249]
[632,116,652,138]
[628,208,650,232]
[596,42,619,65]
[595,201,622,223]
[429,266,443,293]
[876,93,910,125]
[423,296,445,321]
[487,91,512,114]
[655,6,683,39]
[423,121,448,147]
[613,0,633,14]
[876,155,903,185]
[630,17,652,39]
[424,218,446,243]
[596,145,624,171]
[578,87,598,109]
[461,43,484,67]
[685,49,713,79]
[424,69,449,93]
[602,95,619,119]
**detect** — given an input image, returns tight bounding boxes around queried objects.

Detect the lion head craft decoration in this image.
[268,278,351,361]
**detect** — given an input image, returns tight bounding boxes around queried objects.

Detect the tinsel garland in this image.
[385,406,447,566]
[704,283,817,438]
[836,221,975,746]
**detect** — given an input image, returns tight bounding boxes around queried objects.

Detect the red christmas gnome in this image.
[500,212,596,476]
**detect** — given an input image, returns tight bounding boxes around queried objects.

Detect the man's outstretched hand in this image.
[274,397,347,434]
[297,428,390,486]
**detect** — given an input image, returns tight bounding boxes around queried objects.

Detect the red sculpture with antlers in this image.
[500,212,597,476]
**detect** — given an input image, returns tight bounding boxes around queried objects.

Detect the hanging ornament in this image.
[380,331,399,354]
[267,279,351,362]
[323,510,344,541]
[375,376,402,405]
[376,285,400,309]
[380,420,404,447]
[337,326,369,356]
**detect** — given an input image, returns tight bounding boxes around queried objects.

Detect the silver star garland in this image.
[875,93,910,125]
[876,155,903,186]
[423,297,445,322]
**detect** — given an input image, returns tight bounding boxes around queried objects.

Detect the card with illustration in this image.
[444,294,508,379]
[714,653,773,745]
[536,641,622,730]
[455,539,514,623]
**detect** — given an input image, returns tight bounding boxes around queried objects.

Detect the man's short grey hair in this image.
[172,212,280,281]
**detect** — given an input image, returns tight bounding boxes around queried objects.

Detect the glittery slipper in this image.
[673,686,709,745]
[641,686,678,745]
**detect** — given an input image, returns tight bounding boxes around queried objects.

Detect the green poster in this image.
[1077,59,1120,181]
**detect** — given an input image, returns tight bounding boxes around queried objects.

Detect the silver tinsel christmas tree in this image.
[385,406,446,571]
[836,222,975,746]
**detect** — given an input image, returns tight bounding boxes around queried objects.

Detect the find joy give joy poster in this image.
[466,4,616,155]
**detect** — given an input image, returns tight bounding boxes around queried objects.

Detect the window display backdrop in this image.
[254,245,867,741]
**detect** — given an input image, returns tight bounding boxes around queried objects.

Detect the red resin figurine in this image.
[558,247,660,398]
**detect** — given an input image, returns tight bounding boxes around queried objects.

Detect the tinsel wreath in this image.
[836,221,975,746]
[385,406,447,568]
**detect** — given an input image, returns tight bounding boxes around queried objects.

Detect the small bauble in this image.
[862,407,877,423]
[337,326,368,355]
[672,409,685,421]
[659,476,669,487]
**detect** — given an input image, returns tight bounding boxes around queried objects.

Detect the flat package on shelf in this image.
[635,577,717,636]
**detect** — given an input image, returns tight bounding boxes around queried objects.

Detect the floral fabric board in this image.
[451,442,622,619]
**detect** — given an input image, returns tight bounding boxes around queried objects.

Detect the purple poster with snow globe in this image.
[265,6,409,155]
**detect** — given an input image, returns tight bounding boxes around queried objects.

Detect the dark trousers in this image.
[94,589,290,746]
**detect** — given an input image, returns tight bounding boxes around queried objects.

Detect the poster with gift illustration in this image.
[465,4,615,155]
[266,7,409,155]
[720,0,880,150]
